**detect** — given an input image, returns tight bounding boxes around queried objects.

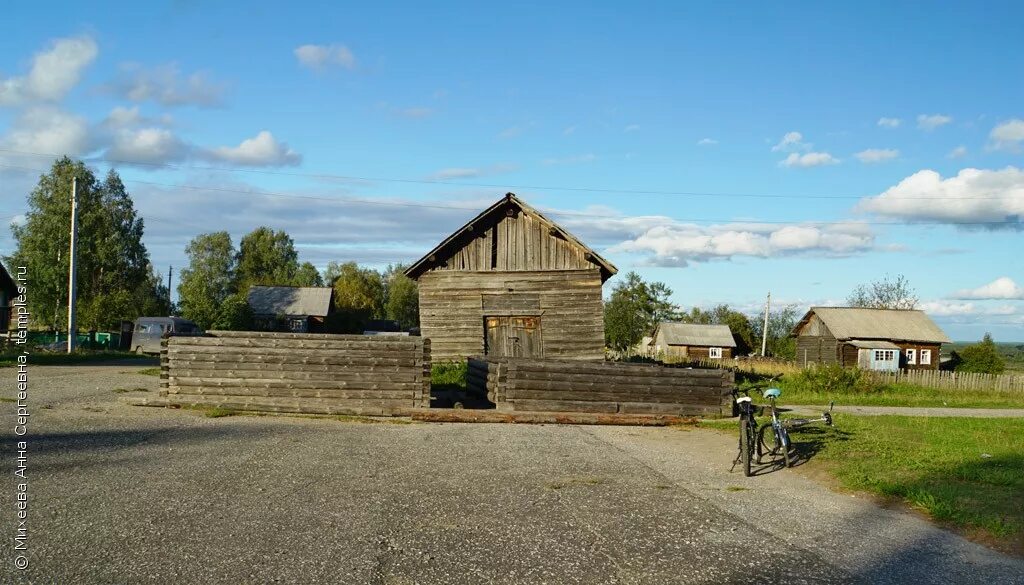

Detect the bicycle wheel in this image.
[780,427,793,468]
[756,423,776,461]
[740,418,753,477]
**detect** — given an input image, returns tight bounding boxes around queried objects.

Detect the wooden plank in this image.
[409,409,698,426]
[171,337,421,350]
[166,386,415,399]
[169,377,423,391]
[509,399,618,413]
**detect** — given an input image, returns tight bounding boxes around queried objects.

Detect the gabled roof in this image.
[246,286,333,317]
[404,192,618,282]
[653,322,737,348]
[794,307,951,344]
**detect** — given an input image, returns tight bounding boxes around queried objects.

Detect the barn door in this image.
[485,316,542,357]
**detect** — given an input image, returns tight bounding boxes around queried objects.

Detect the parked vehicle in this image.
[131,317,202,354]
[732,387,834,477]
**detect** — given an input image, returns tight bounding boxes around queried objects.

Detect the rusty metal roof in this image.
[796,307,951,343]
[654,322,738,347]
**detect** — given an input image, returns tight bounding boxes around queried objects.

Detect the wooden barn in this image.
[247,285,334,333]
[650,322,737,360]
[0,261,17,335]
[405,193,617,361]
[792,307,950,371]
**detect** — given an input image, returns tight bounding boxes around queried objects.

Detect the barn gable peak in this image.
[404,193,617,282]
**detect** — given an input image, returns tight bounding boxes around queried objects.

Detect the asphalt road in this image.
[1,363,1022,584]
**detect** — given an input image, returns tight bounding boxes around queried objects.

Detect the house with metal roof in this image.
[792,307,951,371]
[246,285,334,333]
[650,322,738,360]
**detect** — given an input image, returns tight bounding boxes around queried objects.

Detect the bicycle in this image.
[732,387,834,476]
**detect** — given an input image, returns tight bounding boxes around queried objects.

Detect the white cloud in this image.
[877,117,902,128]
[204,131,301,167]
[541,153,596,166]
[988,119,1024,152]
[855,148,899,163]
[951,277,1024,300]
[106,127,188,164]
[597,217,874,267]
[395,106,433,119]
[0,36,98,106]
[0,107,91,156]
[917,113,952,130]
[697,138,718,146]
[947,145,968,159]
[779,151,839,168]
[425,164,517,180]
[110,63,225,107]
[294,44,357,70]
[919,300,1019,317]
[858,167,1024,228]
[624,124,640,133]
[771,131,806,152]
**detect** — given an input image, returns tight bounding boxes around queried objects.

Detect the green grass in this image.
[703,414,1024,548]
[431,360,467,392]
[136,367,162,376]
[112,387,149,394]
[737,365,1024,409]
[0,350,156,368]
[947,341,1024,374]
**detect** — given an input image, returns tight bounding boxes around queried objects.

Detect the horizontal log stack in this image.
[468,357,734,416]
[154,331,431,415]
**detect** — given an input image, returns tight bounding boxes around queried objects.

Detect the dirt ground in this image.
[1,362,1022,584]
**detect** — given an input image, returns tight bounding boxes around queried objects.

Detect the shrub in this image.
[953,334,1006,375]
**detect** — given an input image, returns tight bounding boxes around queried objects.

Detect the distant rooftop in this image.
[796,307,951,344]
[654,322,737,347]
[247,286,333,317]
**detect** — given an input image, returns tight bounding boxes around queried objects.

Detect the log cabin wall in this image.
[419,269,605,361]
[795,314,840,366]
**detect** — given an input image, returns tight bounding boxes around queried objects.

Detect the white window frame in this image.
[708,347,723,359]
[920,349,932,365]
[906,348,916,365]
[874,349,895,362]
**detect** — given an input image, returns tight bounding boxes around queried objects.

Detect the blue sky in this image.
[1,1,1022,341]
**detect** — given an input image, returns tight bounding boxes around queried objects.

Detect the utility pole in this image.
[66,177,78,353]
[760,291,771,357]
[167,265,173,315]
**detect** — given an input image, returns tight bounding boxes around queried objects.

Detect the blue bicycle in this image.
[733,387,833,476]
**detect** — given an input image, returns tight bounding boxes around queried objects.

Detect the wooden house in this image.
[405,193,618,361]
[246,286,334,333]
[792,307,950,371]
[0,261,17,334]
[650,322,737,360]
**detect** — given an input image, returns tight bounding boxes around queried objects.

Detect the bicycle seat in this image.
[736,396,752,403]
[763,388,782,399]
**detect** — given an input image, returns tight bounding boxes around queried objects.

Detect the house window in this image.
[906,349,916,365]
[920,349,932,365]
[709,347,723,359]
[289,318,307,332]
[874,349,896,362]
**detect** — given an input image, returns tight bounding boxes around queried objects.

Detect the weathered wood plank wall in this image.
[467,357,734,416]
[419,269,605,361]
[157,331,431,415]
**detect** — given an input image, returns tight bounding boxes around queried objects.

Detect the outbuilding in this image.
[792,307,950,371]
[650,322,738,360]
[246,285,334,333]
[405,193,617,361]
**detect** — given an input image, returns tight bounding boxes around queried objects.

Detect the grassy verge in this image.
[136,367,162,376]
[0,350,156,368]
[702,414,1024,551]
[737,365,1024,409]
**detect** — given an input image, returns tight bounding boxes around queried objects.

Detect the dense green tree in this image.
[211,293,254,331]
[294,261,323,287]
[604,271,680,352]
[235,227,300,291]
[847,274,918,310]
[953,333,1006,374]
[10,158,160,330]
[750,305,799,359]
[382,264,419,329]
[177,232,237,329]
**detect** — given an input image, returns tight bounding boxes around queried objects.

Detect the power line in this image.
[0,147,1013,201]
[0,161,1020,227]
